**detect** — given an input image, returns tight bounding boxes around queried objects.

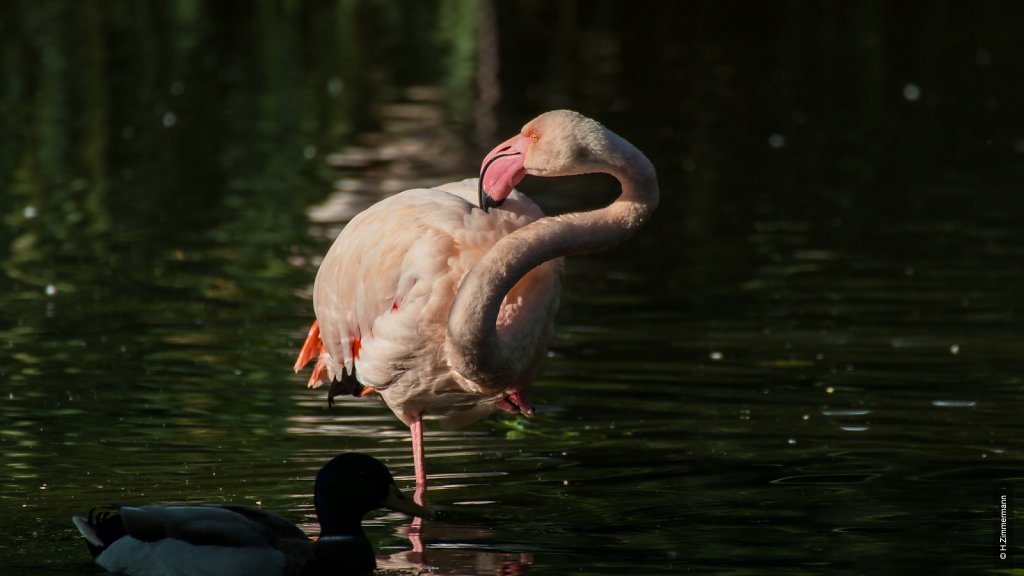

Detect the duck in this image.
[71,453,429,576]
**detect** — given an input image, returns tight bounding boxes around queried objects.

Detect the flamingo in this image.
[294,110,658,501]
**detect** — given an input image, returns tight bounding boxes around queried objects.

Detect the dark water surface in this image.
[3,2,1024,575]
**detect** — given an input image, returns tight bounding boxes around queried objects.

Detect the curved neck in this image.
[446,146,658,386]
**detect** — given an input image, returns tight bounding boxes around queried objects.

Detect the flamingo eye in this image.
[529,132,539,143]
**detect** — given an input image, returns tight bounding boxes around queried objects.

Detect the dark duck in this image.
[72,453,428,576]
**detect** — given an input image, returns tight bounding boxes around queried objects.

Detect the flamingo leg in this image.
[410,414,426,505]
[408,414,426,556]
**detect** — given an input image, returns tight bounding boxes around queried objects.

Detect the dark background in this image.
[2,2,1023,574]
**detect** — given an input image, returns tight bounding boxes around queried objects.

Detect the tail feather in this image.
[294,320,322,373]
[72,515,105,548]
[310,355,328,388]
[296,319,370,399]
[72,508,127,558]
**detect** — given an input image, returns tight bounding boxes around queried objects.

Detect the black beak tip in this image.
[478,151,520,213]
[482,195,505,213]
[478,182,505,213]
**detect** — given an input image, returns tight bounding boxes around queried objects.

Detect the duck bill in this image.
[479,134,529,209]
[382,484,431,518]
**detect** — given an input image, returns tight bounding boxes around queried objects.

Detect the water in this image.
[3,2,1024,574]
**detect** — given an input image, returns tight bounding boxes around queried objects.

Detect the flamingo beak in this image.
[381,483,432,519]
[479,134,529,212]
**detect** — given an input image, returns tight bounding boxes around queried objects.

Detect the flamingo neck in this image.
[445,143,658,388]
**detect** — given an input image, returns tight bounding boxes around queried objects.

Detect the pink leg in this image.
[408,414,426,555]
[410,414,426,505]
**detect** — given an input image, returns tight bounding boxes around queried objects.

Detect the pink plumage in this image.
[296,110,659,501]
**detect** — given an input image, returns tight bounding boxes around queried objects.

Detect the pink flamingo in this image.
[295,110,658,501]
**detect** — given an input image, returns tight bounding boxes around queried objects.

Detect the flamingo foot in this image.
[496,391,534,417]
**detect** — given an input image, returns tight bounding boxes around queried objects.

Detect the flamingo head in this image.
[479,110,613,211]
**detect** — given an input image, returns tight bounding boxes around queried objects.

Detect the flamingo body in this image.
[298,180,563,427]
